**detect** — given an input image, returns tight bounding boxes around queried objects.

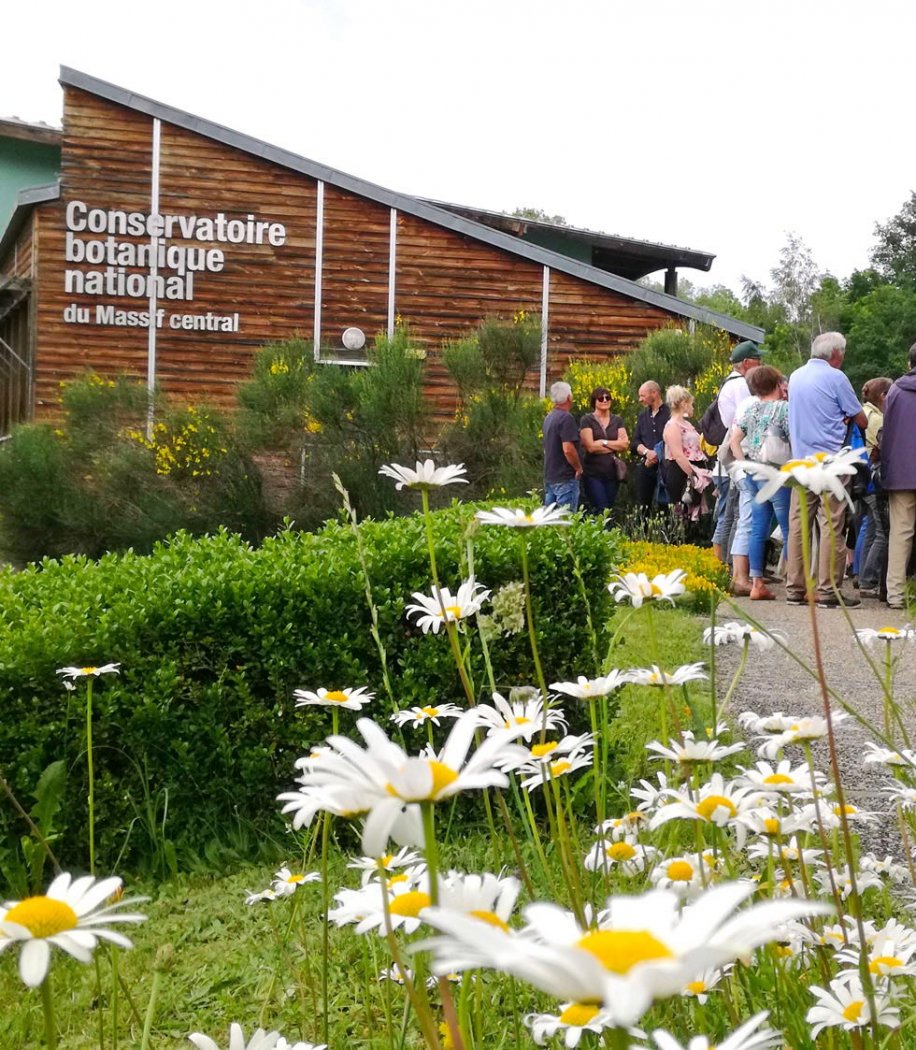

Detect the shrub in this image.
[616,539,729,611]
[0,507,622,872]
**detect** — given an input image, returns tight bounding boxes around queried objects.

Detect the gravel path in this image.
[714,584,916,859]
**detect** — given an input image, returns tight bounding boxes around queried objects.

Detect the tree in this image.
[870,191,916,287]
[511,207,568,226]
[770,232,820,325]
[844,284,916,392]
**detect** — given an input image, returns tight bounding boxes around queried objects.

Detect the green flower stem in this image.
[333,474,398,716]
[85,677,96,876]
[707,592,719,756]
[519,541,549,738]
[320,809,332,1047]
[602,608,633,675]
[562,530,600,672]
[494,788,535,897]
[720,639,750,715]
[139,970,162,1050]
[40,973,57,1050]
[420,489,442,590]
[599,694,612,826]
[517,779,558,900]
[587,699,604,829]
[111,947,119,1049]
[549,776,586,926]
[93,953,105,1050]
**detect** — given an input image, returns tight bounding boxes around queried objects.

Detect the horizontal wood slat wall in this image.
[26,83,689,422]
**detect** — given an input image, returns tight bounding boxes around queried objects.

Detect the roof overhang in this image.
[0,181,60,263]
[54,67,763,343]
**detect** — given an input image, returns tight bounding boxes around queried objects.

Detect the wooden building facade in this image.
[0,68,763,433]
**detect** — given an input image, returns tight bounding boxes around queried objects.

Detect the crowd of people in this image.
[541,331,916,610]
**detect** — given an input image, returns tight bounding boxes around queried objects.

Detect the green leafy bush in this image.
[0,507,622,872]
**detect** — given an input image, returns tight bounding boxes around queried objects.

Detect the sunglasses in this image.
[595,395,611,402]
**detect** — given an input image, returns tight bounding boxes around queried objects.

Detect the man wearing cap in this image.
[711,341,763,592]
[785,332,866,608]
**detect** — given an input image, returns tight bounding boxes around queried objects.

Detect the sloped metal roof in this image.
[51,66,763,342]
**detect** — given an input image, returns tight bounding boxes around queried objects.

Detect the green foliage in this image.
[0,375,270,563]
[871,190,916,287]
[0,760,66,898]
[0,508,622,872]
[843,284,916,392]
[235,338,319,447]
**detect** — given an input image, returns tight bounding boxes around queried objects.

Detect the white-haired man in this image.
[785,332,867,608]
[543,380,582,511]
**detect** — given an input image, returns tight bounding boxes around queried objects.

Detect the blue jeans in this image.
[583,474,619,513]
[711,474,731,545]
[730,475,755,557]
[747,476,790,578]
[545,478,580,512]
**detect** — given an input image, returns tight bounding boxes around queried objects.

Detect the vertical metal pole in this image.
[313,181,324,362]
[146,118,161,439]
[539,265,550,398]
[387,208,397,340]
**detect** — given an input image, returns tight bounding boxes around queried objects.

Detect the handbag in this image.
[759,424,791,466]
[612,455,628,483]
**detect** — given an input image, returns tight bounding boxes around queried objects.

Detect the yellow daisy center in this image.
[834,804,857,816]
[781,459,809,473]
[440,605,463,619]
[469,909,510,931]
[870,955,903,973]
[686,980,706,994]
[549,760,571,777]
[285,873,306,884]
[5,896,78,938]
[80,667,99,675]
[427,761,459,797]
[879,627,901,636]
[576,929,674,974]
[420,706,440,718]
[379,854,394,867]
[666,860,695,882]
[607,842,637,861]
[842,1000,865,1023]
[559,1003,600,1026]
[325,690,349,703]
[764,773,793,784]
[763,818,781,835]
[696,795,736,821]
[651,583,664,595]
[530,742,557,758]
[389,891,431,918]
[388,873,409,886]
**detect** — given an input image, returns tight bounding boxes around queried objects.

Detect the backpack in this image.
[697,374,739,450]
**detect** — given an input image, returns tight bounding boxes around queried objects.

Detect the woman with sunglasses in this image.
[579,387,629,513]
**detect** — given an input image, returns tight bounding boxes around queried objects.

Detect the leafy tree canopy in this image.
[511,206,568,226]
[870,191,916,287]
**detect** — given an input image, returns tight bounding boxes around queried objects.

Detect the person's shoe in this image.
[731,582,752,597]
[887,600,905,610]
[750,586,776,601]
[858,587,880,599]
[786,594,807,606]
[815,594,862,609]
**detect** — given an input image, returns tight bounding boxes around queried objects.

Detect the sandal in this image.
[750,585,776,601]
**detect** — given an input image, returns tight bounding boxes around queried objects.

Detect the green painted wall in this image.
[519,228,591,264]
[0,139,60,234]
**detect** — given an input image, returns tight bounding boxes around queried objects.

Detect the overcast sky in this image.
[5,0,915,294]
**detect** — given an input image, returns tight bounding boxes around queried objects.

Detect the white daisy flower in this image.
[584,840,658,876]
[474,690,566,742]
[807,973,899,1037]
[56,662,120,678]
[188,1023,326,1050]
[756,713,849,760]
[855,625,916,645]
[650,773,763,832]
[815,865,883,900]
[421,883,829,1028]
[813,800,878,829]
[596,810,650,840]
[837,934,916,979]
[276,782,379,831]
[302,711,527,855]
[860,854,910,885]
[293,686,375,711]
[736,805,818,839]
[866,743,916,769]
[630,772,671,813]
[515,734,594,792]
[646,733,744,766]
[884,784,916,810]
[378,459,467,491]
[742,447,867,507]
[348,847,423,884]
[475,505,572,527]
[649,855,715,899]
[627,664,708,688]
[737,711,795,735]
[377,963,412,984]
[608,569,687,609]
[737,759,821,795]
[550,671,631,699]
[390,703,463,728]
[680,964,732,1005]
[271,867,321,897]
[645,1011,781,1050]
[745,841,824,867]
[435,870,521,931]
[703,623,786,650]
[244,887,277,905]
[405,579,490,634]
[0,873,146,987]
[525,1002,616,1046]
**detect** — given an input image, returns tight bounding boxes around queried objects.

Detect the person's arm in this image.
[851,409,868,431]
[663,420,694,477]
[562,441,583,477]
[630,414,645,456]
[729,424,747,462]
[579,425,607,455]
[607,419,628,453]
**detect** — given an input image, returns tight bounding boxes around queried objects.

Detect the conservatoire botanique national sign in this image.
[61,200,288,332]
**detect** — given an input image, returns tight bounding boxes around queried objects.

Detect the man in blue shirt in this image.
[543,381,582,511]
[785,332,867,608]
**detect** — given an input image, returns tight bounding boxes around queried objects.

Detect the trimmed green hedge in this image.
[1,507,621,871]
